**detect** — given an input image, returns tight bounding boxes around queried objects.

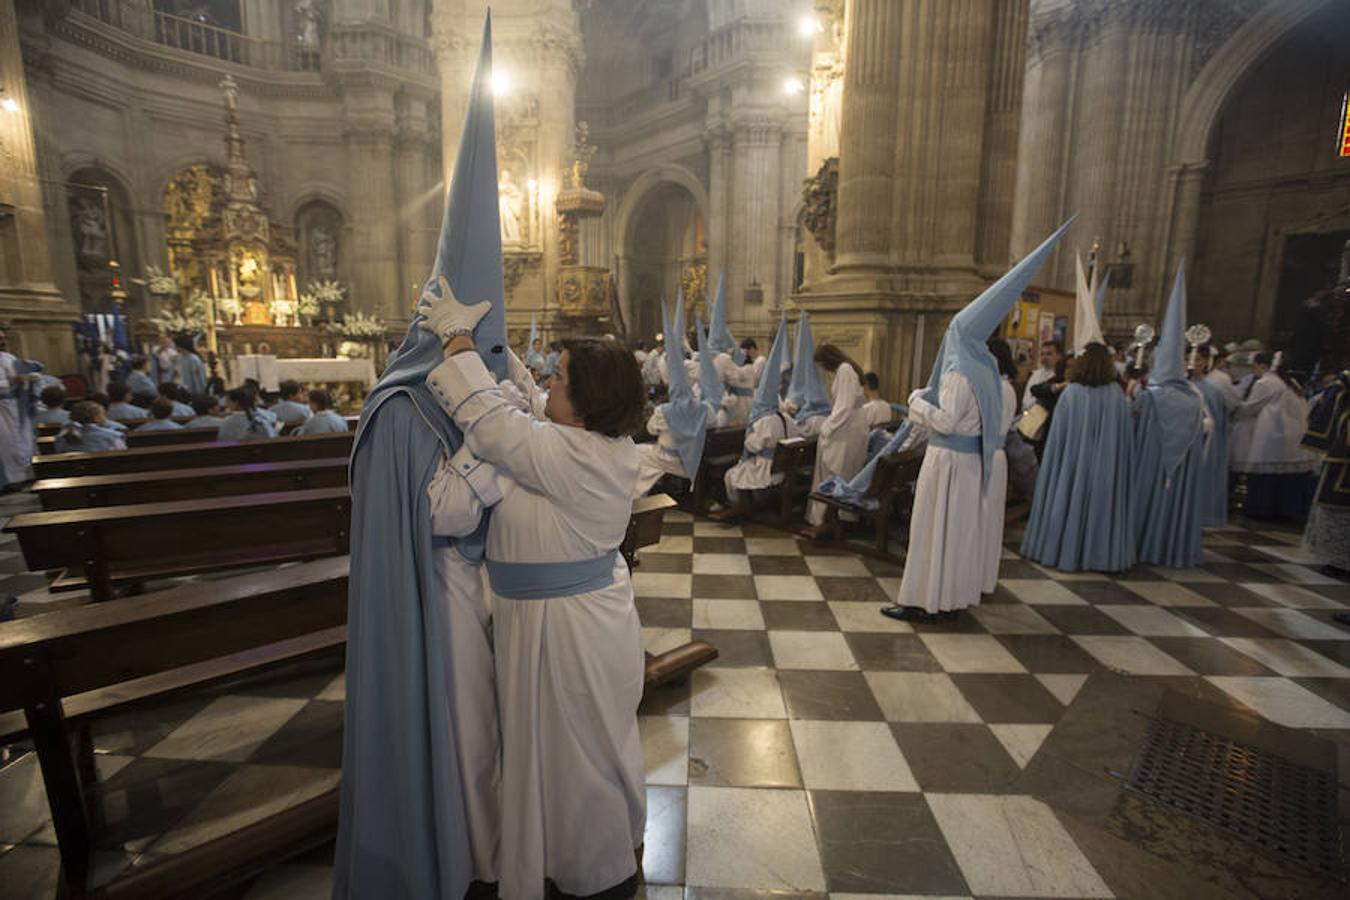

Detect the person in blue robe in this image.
[36,385,70,427]
[1021,342,1135,572]
[186,394,224,429]
[1131,262,1208,568]
[136,397,186,432]
[125,356,156,399]
[216,387,276,441]
[1190,345,1236,527]
[54,401,127,453]
[270,379,313,426]
[106,383,148,421]
[298,388,349,434]
[334,14,505,897]
[174,335,208,396]
[784,311,832,434]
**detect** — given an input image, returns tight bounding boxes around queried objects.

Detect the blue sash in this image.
[659,444,682,459]
[930,432,1005,454]
[486,550,619,600]
[740,447,775,461]
[727,386,753,398]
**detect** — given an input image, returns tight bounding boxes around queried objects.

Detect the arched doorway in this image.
[1189,0,1350,364]
[620,180,706,340]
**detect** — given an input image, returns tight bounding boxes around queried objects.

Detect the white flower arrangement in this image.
[148,289,210,335]
[133,265,179,296]
[297,292,320,318]
[270,297,297,323]
[306,279,346,304]
[217,296,243,320]
[330,311,385,339]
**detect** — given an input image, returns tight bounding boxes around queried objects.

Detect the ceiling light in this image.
[783,77,805,97]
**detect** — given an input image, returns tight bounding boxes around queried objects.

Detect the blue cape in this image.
[662,289,711,480]
[1192,375,1231,528]
[1021,383,1135,572]
[708,271,745,364]
[748,312,789,428]
[786,312,831,423]
[1131,387,1205,567]
[695,315,724,411]
[1146,261,1202,478]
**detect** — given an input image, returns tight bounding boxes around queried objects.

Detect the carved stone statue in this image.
[801,157,839,256]
[498,168,525,245]
[295,0,321,46]
[70,195,109,263]
[311,225,337,276]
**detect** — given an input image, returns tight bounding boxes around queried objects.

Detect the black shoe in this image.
[881,604,936,622]
[1319,565,1349,581]
[1332,612,1350,628]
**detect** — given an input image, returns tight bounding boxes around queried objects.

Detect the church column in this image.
[341,84,399,320]
[1010,15,1072,269]
[0,0,78,370]
[730,113,783,319]
[831,0,902,276]
[704,120,732,291]
[394,90,435,322]
[975,0,1029,270]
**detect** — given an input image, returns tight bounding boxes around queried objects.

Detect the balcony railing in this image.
[69,0,339,75]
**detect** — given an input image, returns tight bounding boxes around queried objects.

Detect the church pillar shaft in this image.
[832,0,903,270]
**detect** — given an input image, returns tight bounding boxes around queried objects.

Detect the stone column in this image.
[976,0,1029,270]
[1009,13,1072,274]
[394,90,436,323]
[830,0,902,275]
[704,120,732,290]
[341,84,400,319]
[0,1,78,370]
[730,113,783,317]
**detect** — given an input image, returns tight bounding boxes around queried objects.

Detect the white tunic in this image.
[714,352,756,427]
[642,349,664,387]
[896,371,1016,612]
[635,405,691,495]
[1230,372,1318,474]
[806,363,869,525]
[862,398,893,428]
[425,451,502,884]
[725,411,797,496]
[0,353,33,485]
[428,353,646,900]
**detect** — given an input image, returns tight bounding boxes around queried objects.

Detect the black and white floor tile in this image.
[1,496,1348,898]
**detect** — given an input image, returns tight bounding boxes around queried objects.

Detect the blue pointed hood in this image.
[708,271,744,363]
[662,288,710,480]
[786,311,832,422]
[528,314,538,347]
[749,311,789,428]
[1145,260,1203,476]
[925,216,1075,484]
[696,314,724,410]
[357,13,504,454]
[524,313,544,369]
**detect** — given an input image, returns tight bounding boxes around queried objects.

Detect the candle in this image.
[209,266,220,298]
[288,271,298,300]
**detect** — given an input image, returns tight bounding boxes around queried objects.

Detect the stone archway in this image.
[615,169,708,340]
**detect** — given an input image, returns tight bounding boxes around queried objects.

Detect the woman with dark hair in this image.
[805,342,869,528]
[216,386,276,441]
[173,334,208,396]
[424,296,648,900]
[55,401,126,454]
[1021,342,1135,572]
[1230,350,1318,518]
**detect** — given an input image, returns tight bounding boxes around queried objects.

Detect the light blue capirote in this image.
[923,217,1076,486]
[1131,261,1206,567]
[747,311,790,429]
[334,12,501,899]
[818,220,1074,506]
[661,288,712,480]
[786,311,831,424]
[696,315,724,411]
[707,271,745,364]
[524,314,544,370]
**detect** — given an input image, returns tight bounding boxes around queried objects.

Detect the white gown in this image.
[806,363,869,525]
[1230,372,1318,474]
[714,352,755,427]
[428,353,646,900]
[0,353,33,485]
[425,449,503,884]
[862,398,892,428]
[724,411,797,500]
[896,371,1016,612]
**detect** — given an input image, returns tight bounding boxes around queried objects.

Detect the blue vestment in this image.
[1021,383,1135,572]
[1131,387,1206,567]
[177,352,208,396]
[1192,376,1231,528]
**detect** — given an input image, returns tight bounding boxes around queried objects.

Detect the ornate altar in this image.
[553,123,613,332]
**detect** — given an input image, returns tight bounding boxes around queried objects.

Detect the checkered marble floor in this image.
[2,499,1348,898]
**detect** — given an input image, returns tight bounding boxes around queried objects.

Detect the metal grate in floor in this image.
[1125,716,1342,873]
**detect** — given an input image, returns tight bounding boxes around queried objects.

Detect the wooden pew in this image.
[36,425,225,455]
[5,488,352,603]
[808,447,925,560]
[37,416,194,438]
[33,431,354,479]
[688,426,746,513]
[32,458,350,510]
[0,494,698,896]
[622,492,678,569]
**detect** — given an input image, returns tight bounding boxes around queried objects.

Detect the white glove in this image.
[417,276,492,340]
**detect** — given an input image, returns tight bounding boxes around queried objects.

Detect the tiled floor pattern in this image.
[1,491,1348,898]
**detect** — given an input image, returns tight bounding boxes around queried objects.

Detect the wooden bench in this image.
[808,447,925,560]
[622,493,678,569]
[0,493,704,896]
[37,416,195,438]
[688,426,746,513]
[4,488,352,603]
[36,425,227,455]
[32,458,350,511]
[33,431,355,479]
